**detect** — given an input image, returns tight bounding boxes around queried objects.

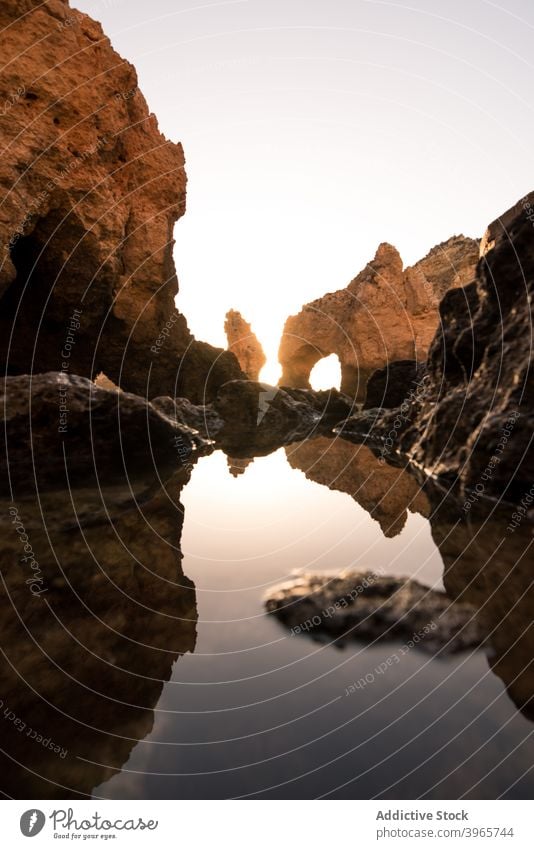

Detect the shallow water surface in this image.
[92,445,534,800]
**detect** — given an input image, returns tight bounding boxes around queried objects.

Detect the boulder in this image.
[363,360,423,409]
[0,372,210,493]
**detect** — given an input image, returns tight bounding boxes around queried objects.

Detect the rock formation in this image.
[340,193,533,499]
[212,380,354,457]
[278,236,478,401]
[0,0,242,402]
[363,360,423,410]
[286,435,429,537]
[265,570,482,653]
[1,372,210,494]
[225,309,266,380]
[408,194,534,498]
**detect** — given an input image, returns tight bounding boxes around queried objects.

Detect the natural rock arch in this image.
[278,238,479,402]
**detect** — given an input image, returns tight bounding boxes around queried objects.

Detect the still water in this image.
[90,444,533,800]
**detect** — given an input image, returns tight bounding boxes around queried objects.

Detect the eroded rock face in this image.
[265,570,482,653]
[224,309,266,380]
[0,0,241,401]
[407,194,534,497]
[278,237,478,401]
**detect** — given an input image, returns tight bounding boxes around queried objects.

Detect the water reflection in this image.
[0,470,196,798]
[286,436,429,537]
[0,434,532,799]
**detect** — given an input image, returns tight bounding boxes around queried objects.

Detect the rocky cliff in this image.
[0,0,241,401]
[224,309,266,380]
[340,193,533,499]
[278,236,478,401]
[408,194,534,497]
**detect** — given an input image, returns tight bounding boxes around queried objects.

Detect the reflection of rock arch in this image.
[279,238,479,402]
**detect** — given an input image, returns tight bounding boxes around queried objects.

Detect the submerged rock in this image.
[265,570,482,653]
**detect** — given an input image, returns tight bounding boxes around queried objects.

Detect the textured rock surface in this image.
[1,372,209,493]
[363,359,423,409]
[286,436,429,537]
[279,237,478,401]
[225,309,266,380]
[406,194,534,497]
[265,571,482,653]
[0,0,241,401]
[411,235,480,300]
[151,393,224,436]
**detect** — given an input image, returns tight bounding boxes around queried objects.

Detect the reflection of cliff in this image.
[428,493,534,721]
[0,470,197,798]
[279,237,478,401]
[286,436,429,537]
